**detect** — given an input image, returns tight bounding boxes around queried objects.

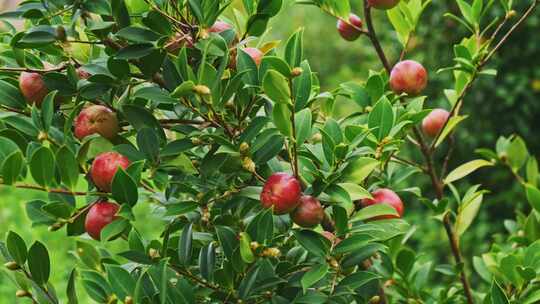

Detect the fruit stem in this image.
[363,0,392,73]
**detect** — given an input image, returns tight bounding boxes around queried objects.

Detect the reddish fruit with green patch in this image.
[360,188,404,220]
[260,172,302,215]
[243,48,263,66]
[90,152,131,192]
[422,108,450,137]
[85,200,119,240]
[389,60,428,95]
[74,105,119,140]
[337,14,363,41]
[19,72,48,106]
[291,195,325,227]
[209,21,233,33]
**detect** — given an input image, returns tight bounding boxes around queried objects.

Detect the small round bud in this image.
[329,257,339,269]
[148,248,160,259]
[125,296,134,304]
[365,106,373,112]
[4,261,19,270]
[506,10,517,18]
[250,241,260,250]
[225,100,235,109]
[262,247,281,258]
[38,131,48,141]
[239,142,250,155]
[191,137,202,145]
[242,157,256,173]
[291,67,303,77]
[193,85,211,96]
[369,295,381,304]
[311,133,322,142]
[15,290,31,298]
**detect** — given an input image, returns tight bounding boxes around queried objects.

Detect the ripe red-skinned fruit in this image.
[209,21,233,33]
[389,60,428,96]
[367,0,400,10]
[360,188,404,220]
[74,105,119,140]
[19,72,48,106]
[422,108,450,137]
[90,152,131,192]
[337,14,363,41]
[260,172,302,215]
[291,195,325,227]
[85,200,119,240]
[243,48,263,66]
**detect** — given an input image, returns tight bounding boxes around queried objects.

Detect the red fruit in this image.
[422,108,450,137]
[360,188,404,220]
[90,152,130,192]
[291,195,325,228]
[74,105,119,140]
[19,72,48,106]
[337,14,363,41]
[85,200,119,240]
[209,21,232,33]
[367,0,400,10]
[260,172,302,215]
[389,60,428,96]
[243,48,263,66]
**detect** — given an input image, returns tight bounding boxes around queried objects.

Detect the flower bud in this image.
[193,85,211,96]
[239,142,250,155]
[291,67,303,77]
[242,157,256,173]
[262,247,281,258]
[4,261,19,270]
[15,290,31,298]
[506,10,517,18]
[38,131,48,141]
[125,296,134,304]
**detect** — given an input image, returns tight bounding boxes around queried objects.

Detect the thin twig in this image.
[363,0,392,73]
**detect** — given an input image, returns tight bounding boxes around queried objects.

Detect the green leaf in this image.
[216,226,237,260]
[526,184,540,213]
[116,43,155,60]
[30,146,56,188]
[353,204,399,221]
[67,268,78,304]
[338,183,372,201]
[444,159,494,184]
[76,241,101,270]
[336,271,382,292]
[116,26,160,42]
[294,108,312,144]
[2,151,24,185]
[263,70,291,104]
[490,280,509,304]
[301,264,328,294]
[6,231,27,265]
[293,229,330,258]
[293,60,312,111]
[435,115,467,147]
[341,157,379,184]
[100,219,130,242]
[396,248,416,275]
[27,241,50,285]
[239,232,255,263]
[199,242,216,282]
[105,264,136,300]
[526,157,539,186]
[333,234,373,254]
[456,191,484,236]
[111,168,138,206]
[56,146,79,190]
[507,136,529,171]
[246,208,273,243]
[368,98,394,140]
[238,266,261,299]
[0,80,26,109]
[137,127,160,162]
[284,29,304,68]
[179,223,193,265]
[40,91,55,132]
[272,103,293,137]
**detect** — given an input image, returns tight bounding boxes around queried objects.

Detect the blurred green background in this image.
[1,0,539,302]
